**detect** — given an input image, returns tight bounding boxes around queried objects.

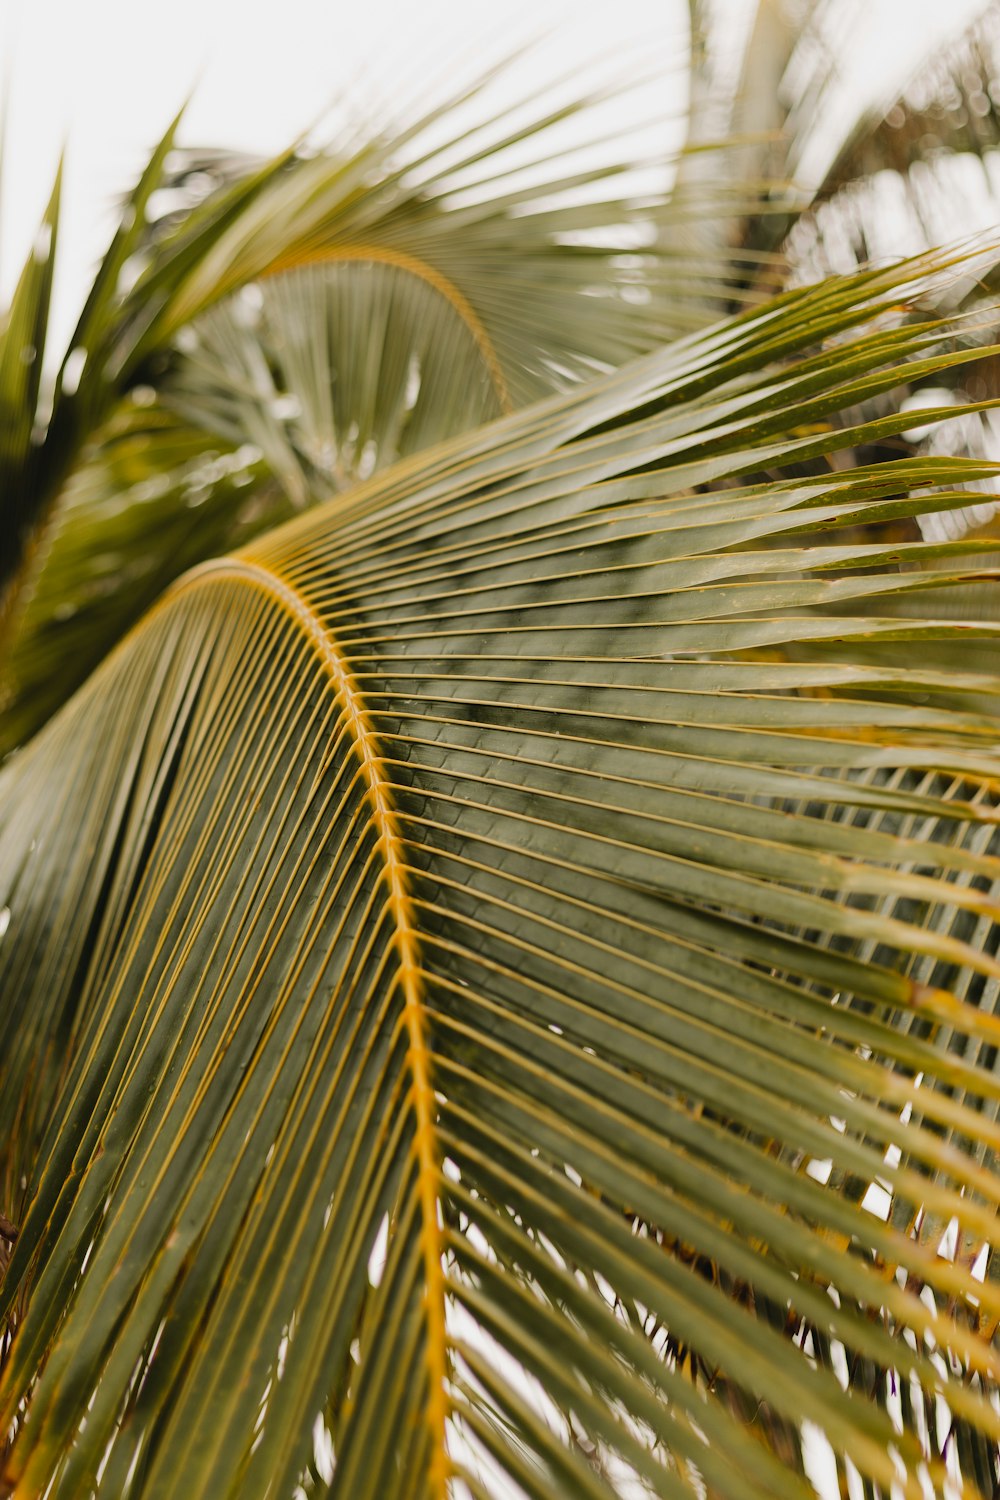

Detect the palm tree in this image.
[4,5,1000,1496]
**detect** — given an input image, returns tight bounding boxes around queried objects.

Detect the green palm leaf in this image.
[3,247,1000,1497]
[0,60,732,754]
[0,159,62,632]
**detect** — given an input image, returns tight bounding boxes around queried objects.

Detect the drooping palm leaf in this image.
[1,54,737,753]
[3,249,1000,1498]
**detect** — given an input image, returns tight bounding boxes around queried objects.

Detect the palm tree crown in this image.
[3,5,1000,1497]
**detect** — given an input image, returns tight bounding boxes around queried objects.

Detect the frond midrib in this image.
[171,553,450,1497]
[261,244,513,415]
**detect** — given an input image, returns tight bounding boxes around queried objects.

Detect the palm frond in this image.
[3,249,1000,1498]
[790,0,1000,250]
[702,0,1000,552]
[0,55,754,754]
[0,159,61,628]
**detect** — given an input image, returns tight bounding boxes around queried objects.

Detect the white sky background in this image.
[0,0,989,361]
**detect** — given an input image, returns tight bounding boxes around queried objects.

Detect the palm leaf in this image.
[0,159,62,628]
[0,58,753,754]
[3,249,1000,1497]
[685,1,1000,306]
[788,0,1000,254]
[684,0,1000,567]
